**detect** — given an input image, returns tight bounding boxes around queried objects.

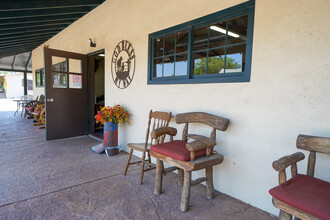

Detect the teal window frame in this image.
[35,68,44,87]
[147,0,255,84]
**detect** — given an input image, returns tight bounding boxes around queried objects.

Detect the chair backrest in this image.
[145,110,172,149]
[39,94,45,102]
[296,134,330,177]
[175,112,229,142]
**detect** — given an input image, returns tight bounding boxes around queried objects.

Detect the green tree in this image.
[194,56,240,75]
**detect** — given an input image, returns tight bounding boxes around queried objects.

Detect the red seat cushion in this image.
[269,174,330,220]
[150,140,206,161]
[25,107,32,111]
[34,111,41,114]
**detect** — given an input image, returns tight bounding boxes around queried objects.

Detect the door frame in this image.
[87,49,105,136]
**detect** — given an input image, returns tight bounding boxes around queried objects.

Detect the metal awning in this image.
[0,0,106,59]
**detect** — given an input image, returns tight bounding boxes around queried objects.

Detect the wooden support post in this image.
[279,170,287,184]
[205,166,214,199]
[279,210,292,220]
[307,151,316,177]
[180,170,191,212]
[154,159,164,195]
[124,149,133,175]
[140,152,145,185]
[23,71,27,95]
[178,168,184,186]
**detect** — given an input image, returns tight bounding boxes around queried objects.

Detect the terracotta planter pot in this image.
[103,122,119,156]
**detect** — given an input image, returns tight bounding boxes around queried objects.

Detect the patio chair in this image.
[24,95,45,118]
[31,104,46,129]
[124,110,172,184]
[269,134,330,220]
[150,112,230,212]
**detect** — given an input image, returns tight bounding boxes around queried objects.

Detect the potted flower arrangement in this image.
[94,104,130,156]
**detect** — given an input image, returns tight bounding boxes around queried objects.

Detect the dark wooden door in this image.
[44,48,88,140]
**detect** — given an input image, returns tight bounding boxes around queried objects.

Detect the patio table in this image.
[13,99,34,117]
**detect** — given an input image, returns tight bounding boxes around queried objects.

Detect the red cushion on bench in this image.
[269,174,330,220]
[150,140,206,161]
[25,107,32,111]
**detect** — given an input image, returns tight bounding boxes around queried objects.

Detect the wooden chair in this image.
[150,112,229,212]
[31,104,46,129]
[269,134,330,220]
[24,95,45,118]
[124,110,172,184]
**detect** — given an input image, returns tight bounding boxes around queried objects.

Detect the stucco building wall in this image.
[32,0,330,215]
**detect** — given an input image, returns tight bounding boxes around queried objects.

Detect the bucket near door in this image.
[104,122,119,156]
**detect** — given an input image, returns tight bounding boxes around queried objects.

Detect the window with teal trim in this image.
[148,0,254,84]
[35,68,44,87]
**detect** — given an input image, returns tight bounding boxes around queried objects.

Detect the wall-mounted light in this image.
[89,38,96,47]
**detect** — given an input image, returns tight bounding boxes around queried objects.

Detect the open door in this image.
[44,48,88,140]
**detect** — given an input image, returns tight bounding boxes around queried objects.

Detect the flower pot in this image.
[103,122,119,156]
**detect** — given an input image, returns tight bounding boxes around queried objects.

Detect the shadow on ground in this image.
[0,111,276,219]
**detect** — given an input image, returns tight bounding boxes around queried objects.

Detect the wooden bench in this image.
[269,134,330,220]
[150,112,229,212]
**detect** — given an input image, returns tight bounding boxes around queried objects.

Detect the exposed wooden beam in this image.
[26,52,32,71]
[0,15,79,26]
[11,55,17,69]
[0,25,67,37]
[0,21,71,31]
[0,7,90,20]
[0,67,32,73]
[0,43,41,51]
[0,36,53,46]
[0,39,47,48]
[0,0,105,11]
[0,31,58,41]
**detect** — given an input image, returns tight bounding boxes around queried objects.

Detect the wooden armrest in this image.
[151,127,177,139]
[272,152,305,171]
[186,138,216,161]
[186,134,209,140]
[186,138,216,152]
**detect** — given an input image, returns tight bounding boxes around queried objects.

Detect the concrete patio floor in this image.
[0,109,276,219]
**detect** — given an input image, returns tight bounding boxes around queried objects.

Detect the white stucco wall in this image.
[6,73,33,98]
[32,0,330,216]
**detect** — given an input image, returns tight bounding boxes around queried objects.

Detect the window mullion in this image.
[162,36,165,77]
[174,34,176,76]
[187,27,193,79]
[224,20,228,74]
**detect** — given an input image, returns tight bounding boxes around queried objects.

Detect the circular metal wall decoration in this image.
[111,40,135,89]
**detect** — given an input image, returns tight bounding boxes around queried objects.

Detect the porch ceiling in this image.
[0,0,106,59]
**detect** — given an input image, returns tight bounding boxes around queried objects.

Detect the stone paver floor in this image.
[0,108,276,219]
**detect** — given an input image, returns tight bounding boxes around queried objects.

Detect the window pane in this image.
[52,56,67,72]
[53,73,67,88]
[175,53,188,76]
[193,26,208,51]
[69,74,82,89]
[163,56,174,77]
[153,58,163,77]
[226,15,248,46]
[153,37,163,57]
[208,47,225,74]
[36,71,41,86]
[193,52,207,75]
[69,58,82,73]
[209,21,227,49]
[225,44,246,73]
[176,31,188,53]
[164,34,175,56]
